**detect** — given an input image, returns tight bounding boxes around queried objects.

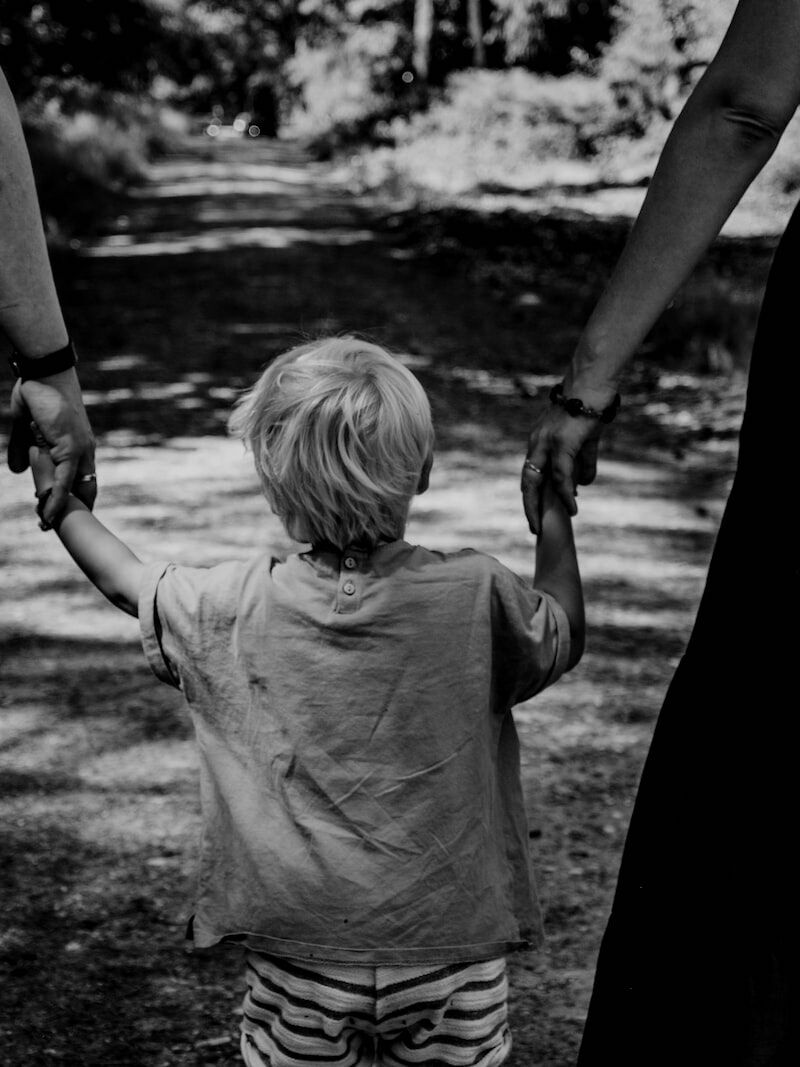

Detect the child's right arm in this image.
[533,478,585,670]
[31,445,145,617]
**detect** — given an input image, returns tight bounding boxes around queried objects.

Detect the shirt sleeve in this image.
[138,560,243,692]
[490,563,572,709]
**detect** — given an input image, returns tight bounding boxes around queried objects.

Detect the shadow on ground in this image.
[1,136,769,1065]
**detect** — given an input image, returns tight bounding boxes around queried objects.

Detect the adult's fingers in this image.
[521,434,550,536]
[549,445,579,518]
[18,372,96,518]
[521,460,545,536]
[574,435,600,487]
[7,381,32,473]
[8,415,33,473]
[42,453,79,525]
[71,467,98,511]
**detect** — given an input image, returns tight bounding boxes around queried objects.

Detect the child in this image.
[30,336,584,1067]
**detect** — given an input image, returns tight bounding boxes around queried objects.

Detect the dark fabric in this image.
[577,200,800,1067]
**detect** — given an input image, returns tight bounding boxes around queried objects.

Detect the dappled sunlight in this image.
[579,493,727,532]
[0,131,759,1066]
[94,353,151,373]
[138,157,336,192]
[0,704,52,748]
[75,793,201,851]
[2,434,725,652]
[578,551,708,583]
[80,224,378,257]
[78,740,197,791]
[516,693,648,756]
[587,602,698,632]
[140,177,319,199]
[227,321,300,337]
[11,790,202,854]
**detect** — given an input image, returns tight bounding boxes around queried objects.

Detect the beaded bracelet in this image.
[550,382,621,423]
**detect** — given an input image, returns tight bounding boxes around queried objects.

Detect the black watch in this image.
[9,339,78,381]
[550,381,620,424]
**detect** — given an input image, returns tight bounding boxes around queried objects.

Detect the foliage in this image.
[174,0,298,120]
[2,0,752,214]
[2,1,742,147]
[20,85,187,235]
[351,67,617,195]
[286,26,408,152]
[597,0,736,133]
[284,2,416,152]
[0,0,177,101]
[403,65,614,154]
[491,0,614,72]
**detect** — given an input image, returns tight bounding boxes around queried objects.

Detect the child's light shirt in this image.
[139,540,571,964]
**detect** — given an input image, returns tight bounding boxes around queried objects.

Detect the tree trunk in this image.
[467,0,486,67]
[413,0,434,85]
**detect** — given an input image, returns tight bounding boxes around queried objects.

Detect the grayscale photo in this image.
[2,2,798,1064]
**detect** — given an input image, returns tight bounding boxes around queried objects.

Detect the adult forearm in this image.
[569,87,787,405]
[0,68,68,354]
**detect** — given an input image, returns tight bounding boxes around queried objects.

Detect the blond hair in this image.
[228,337,434,548]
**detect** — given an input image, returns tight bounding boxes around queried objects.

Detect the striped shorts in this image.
[240,951,511,1066]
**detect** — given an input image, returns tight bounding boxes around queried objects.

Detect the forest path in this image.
[1,136,751,1065]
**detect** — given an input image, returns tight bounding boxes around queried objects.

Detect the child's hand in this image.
[537,470,575,529]
[28,425,57,529]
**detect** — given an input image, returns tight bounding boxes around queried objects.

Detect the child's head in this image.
[228,336,434,548]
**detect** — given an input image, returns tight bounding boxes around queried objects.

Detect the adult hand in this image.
[8,367,96,522]
[521,402,602,535]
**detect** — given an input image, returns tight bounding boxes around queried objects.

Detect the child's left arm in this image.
[31,444,145,617]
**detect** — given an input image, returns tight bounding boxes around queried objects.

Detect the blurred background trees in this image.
[7,0,796,235]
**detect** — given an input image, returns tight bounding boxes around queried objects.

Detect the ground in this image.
[0,137,787,1065]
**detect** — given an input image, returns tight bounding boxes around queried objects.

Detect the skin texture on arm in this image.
[30,446,144,617]
[1,65,96,519]
[522,0,800,532]
[533,479,585,671]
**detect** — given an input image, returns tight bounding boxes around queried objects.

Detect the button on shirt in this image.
[139,540,571,964]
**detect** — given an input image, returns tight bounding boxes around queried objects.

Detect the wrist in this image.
[565,337,623,409]
[9,338,77,382]
[20,365,82,390]
[550,381,620,424]
[36,490,85,533]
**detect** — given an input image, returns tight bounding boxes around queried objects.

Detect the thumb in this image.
[8,413,34,473]
[574,436,600,486]
[550,446,578,517]
[42,455,79,524]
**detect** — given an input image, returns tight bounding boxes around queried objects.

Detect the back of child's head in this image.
[228,336,434,548]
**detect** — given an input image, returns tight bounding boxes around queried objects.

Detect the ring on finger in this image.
[78,473,97,483]
[523,460,543,475]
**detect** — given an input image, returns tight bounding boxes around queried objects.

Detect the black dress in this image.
[576,200,800,1066]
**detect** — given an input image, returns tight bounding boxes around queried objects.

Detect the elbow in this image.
[689,65,795,156]
[702,72,796,154]
[104,586,139,617]
[718,101,786,151]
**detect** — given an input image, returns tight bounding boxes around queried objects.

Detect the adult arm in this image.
[522,0,800,532]
[1,66,96,521]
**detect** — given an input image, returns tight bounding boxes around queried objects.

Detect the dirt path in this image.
[1,137,755,1065]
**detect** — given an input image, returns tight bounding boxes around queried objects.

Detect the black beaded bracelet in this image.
[9,339,78,381]
[550,382,621,423]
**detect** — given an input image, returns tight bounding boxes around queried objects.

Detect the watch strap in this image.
[9,339,78,381]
